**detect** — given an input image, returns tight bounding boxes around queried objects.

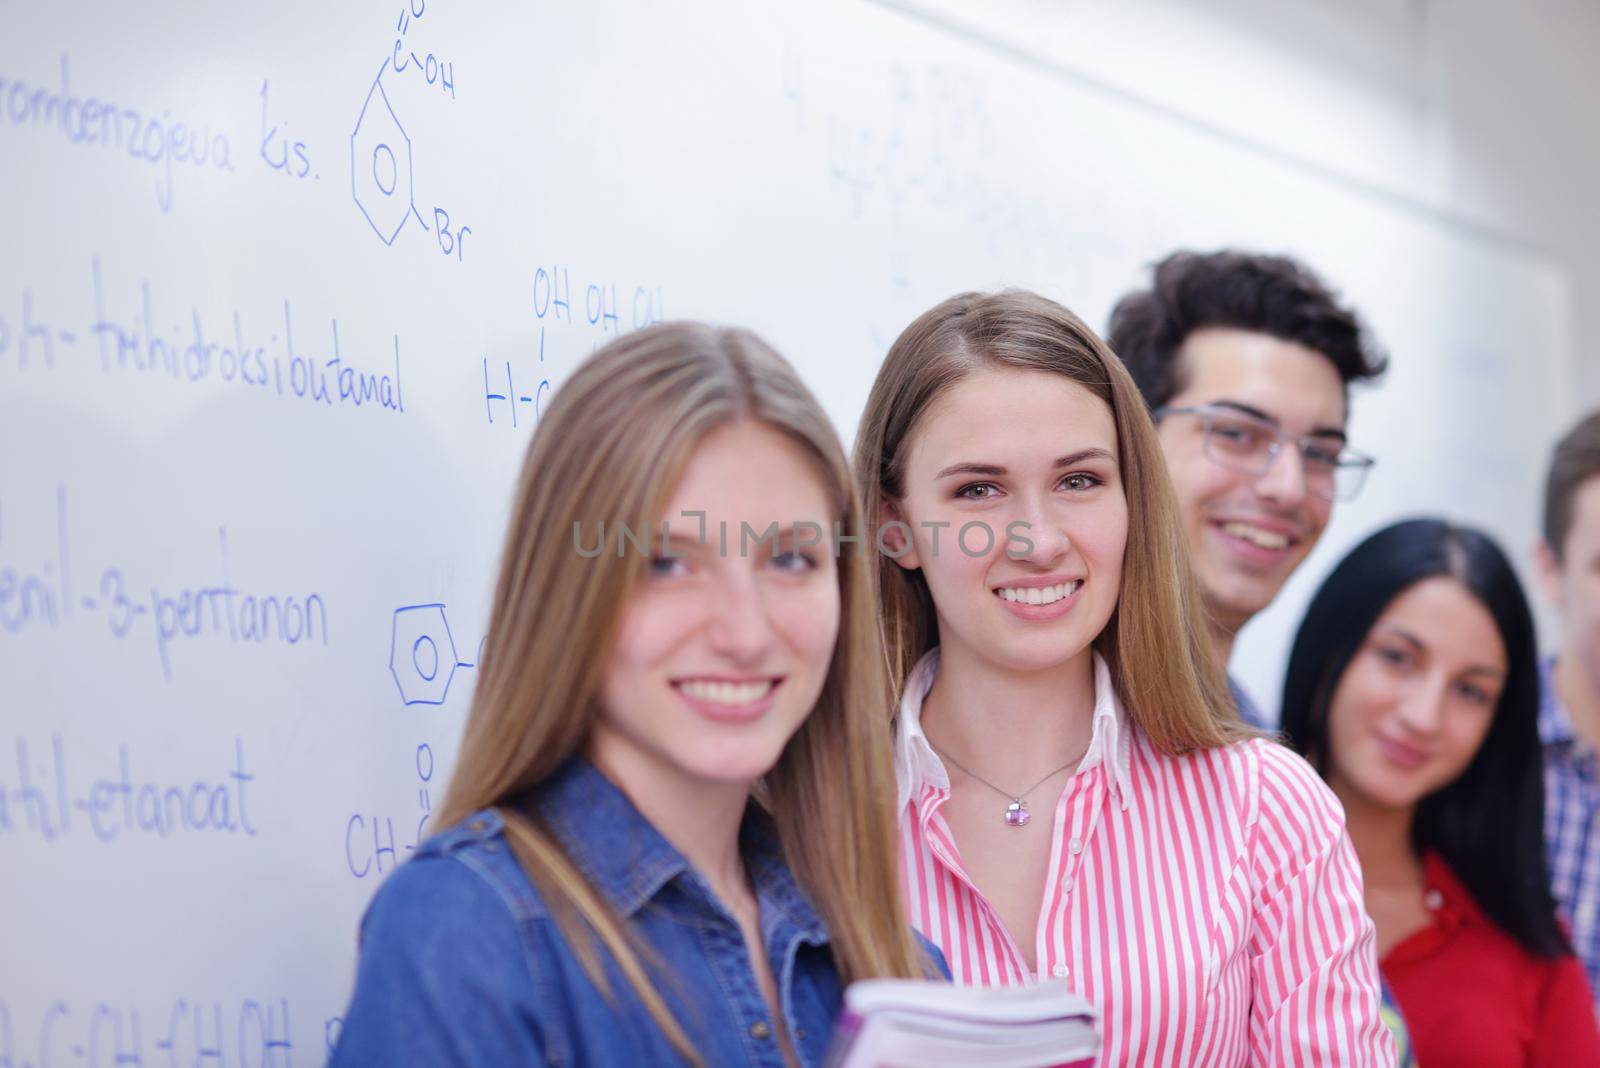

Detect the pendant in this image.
[1004,800,1031,827]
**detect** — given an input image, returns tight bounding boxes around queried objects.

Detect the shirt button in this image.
[1069,838,1083,854]
[1061,874,1075,892]
[750,1021,771,1040]
[1052,964,1071,978]
[1424,889,1444,911]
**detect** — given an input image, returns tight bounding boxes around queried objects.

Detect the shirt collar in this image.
[1539,655,1577,747]
[893,646,1134,816]
[1422,850,1483,931]
[535,757,826,939]
[1381,850,1482,970]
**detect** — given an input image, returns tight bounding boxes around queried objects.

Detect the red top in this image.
[1382,851,1600,1067]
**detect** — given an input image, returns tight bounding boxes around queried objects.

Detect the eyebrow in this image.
[1375,625,1507,680]
[658,531,708,552]
[933,448,1116,480]
[659,522,815,547]
[1376,625,1425,653]
[1211,399,1347,443]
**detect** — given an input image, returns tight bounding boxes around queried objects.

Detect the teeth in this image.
[996,580,1082,605]
[1221,522,1289,551]
[678,679,774,705]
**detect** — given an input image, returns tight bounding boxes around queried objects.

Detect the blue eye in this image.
[647,556,686,577]
[771,551,817,573]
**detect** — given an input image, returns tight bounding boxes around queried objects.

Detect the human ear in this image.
[879,499,921,571]
[1534,538,1567,610]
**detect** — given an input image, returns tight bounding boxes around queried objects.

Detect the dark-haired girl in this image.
[1282,518,1600,1065]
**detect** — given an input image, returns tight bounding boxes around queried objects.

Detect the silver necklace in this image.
[927,738,1088,827]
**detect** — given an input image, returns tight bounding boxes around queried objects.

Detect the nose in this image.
[1395,675,1450,737]
[1007,493,1071,567]
[705,566,776,665]
[1253,441,1310,509]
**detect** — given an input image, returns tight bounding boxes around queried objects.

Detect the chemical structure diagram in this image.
[349,2,471,259]
[351,63,427,246]
[388,602,481,706]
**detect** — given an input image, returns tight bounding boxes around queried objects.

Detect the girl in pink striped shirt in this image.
[853,290,1395,1066]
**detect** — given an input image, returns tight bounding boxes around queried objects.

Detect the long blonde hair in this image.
[854,290,1253,753]
[439,322,929,1061]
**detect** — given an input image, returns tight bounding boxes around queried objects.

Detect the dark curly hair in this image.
[1106,249,1387,411]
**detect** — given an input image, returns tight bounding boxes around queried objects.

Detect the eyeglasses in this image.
[1153,404,1375,501]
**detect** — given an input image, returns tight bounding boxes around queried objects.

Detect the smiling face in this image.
[1324,576,1508,813]
[886,367,1128,676]
[1155,327,1347,635]
[591,420,841,793]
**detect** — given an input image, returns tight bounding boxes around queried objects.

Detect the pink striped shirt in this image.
[896,648,1396,1066]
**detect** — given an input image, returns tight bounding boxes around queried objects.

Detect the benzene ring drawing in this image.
[390,603,460,706]
[352,64,416,245]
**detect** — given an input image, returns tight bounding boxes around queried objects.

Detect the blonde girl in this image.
[333,322,934,1067]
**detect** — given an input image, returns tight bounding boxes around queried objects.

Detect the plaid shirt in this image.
[1541,656,1600,1014]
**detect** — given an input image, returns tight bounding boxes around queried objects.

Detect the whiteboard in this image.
[0,2,1574,1064]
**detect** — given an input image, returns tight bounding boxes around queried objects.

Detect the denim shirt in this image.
[331,757,899,1066]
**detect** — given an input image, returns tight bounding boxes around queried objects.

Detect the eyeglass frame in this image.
[1151,403,1376,501]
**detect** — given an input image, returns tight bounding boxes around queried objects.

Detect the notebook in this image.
[824,977,1100,1068]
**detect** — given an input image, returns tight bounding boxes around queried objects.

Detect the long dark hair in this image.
[1280,518,1568,958]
